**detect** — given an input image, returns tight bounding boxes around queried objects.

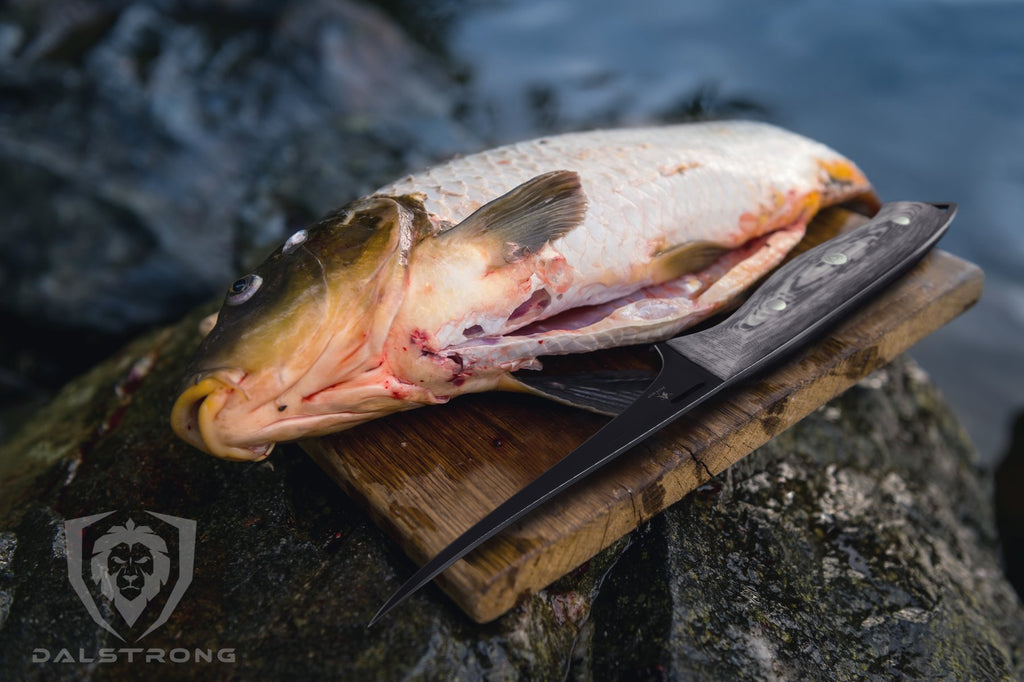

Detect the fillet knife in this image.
[370,201,956,625]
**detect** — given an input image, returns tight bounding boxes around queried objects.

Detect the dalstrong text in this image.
[31,647,236,664]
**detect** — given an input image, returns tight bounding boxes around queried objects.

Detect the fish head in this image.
[172,196,436,461]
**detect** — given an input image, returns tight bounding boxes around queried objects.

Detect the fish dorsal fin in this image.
[650,240,730,281]
[442,170,587,268]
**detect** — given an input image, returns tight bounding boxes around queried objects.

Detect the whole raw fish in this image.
[171,121,874,460]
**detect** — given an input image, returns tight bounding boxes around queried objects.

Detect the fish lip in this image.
[170,373,274,462]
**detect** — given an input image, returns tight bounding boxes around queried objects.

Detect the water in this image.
[432,0,1024,465]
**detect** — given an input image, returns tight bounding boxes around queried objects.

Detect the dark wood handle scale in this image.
[668,202,957,381]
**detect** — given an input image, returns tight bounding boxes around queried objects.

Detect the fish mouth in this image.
[170,375,274,462]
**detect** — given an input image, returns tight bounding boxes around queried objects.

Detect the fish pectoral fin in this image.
[501,370,654,416]
[650,240,731,281]
[443,170,587,268]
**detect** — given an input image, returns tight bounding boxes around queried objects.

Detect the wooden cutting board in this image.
[300,206,983,623]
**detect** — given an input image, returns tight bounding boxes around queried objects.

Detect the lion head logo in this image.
[89,518,172,627]
[66,510,196,641]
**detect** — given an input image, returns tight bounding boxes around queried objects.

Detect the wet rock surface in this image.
[0,0,475,439]
[0,303,1021,679]
[0,0,470,331]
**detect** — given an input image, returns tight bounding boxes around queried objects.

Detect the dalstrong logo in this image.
[64,511,196,641]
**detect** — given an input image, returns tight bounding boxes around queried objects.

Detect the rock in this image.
[0,301,1021,679]
[996,410,1024,599]
[0,0,476,413]
[581,362,1024,679]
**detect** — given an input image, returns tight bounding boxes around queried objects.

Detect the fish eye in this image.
[226,274,262,305]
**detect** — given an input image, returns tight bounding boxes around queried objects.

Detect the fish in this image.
[171,120,875,461]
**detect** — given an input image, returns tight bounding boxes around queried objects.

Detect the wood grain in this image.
[300,207,983,623]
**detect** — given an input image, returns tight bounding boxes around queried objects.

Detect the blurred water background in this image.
[433,0,1024,467]
[0,0,1021,469]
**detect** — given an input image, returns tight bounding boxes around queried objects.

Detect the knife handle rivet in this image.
[823,252,848,265]
[768,298,787,311]
[893,215,911,226]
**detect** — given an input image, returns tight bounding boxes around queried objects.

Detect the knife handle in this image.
[666,202,956,381]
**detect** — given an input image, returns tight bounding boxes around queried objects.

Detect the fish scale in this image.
[376,121,865,318]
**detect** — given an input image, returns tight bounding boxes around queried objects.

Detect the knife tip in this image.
[366,606,388,629]
[367,587,411,628]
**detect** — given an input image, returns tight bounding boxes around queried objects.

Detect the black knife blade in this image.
[370,201,956,626]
